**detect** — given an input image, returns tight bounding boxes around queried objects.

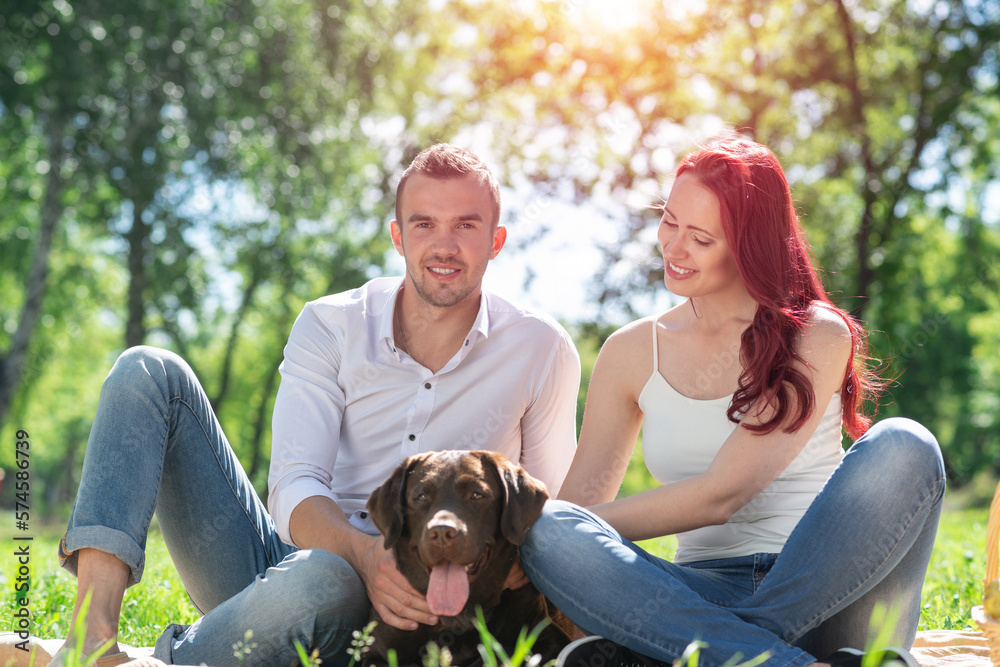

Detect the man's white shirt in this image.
[268,277,581,544]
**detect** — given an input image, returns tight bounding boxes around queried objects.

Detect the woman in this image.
[520,135,945,667]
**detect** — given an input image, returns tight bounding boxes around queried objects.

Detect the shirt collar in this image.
[379,280,492,358]
[380,279,405,359]
[468,289,491,343]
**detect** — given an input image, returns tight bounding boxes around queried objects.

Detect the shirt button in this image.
[424,382,431,389]
[464,339,469,346]
[408,434,416,441]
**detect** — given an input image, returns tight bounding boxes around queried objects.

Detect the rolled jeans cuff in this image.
[153,624,187,663]
[59,525,146,587]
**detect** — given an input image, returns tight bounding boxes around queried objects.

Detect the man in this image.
[53,144,581,666]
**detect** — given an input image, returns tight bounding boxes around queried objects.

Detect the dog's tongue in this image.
[427,563,470,617]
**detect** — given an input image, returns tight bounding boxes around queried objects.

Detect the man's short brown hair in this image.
[395,144,502,227]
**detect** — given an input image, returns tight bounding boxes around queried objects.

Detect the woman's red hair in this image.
[675,134,881,440]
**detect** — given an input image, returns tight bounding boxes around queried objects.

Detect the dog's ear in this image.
[489,453,550,545]
[367,454,425,549]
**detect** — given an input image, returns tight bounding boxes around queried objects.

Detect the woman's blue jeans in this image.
[521,418,945,667]
[59,346,369,667]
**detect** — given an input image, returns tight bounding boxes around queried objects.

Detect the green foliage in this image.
[918,507,990,631]
[346,621,379,667]
[474,606,549,667]
[861,602,906,667]
[234,630,259,666]
[674,639,772,667]
[293,637,323,667]
[458,0,1000,486]
[1,0,998,514]
[0,0,472,510]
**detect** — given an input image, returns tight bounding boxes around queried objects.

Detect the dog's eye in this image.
[470,491,485,501]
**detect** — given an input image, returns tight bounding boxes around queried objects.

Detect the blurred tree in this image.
[4,0,999,507]
[168,0,463,480]
[460,0,1000,480]
[0,0,262,425]
[0,0,120,427]
[0,0,492,506]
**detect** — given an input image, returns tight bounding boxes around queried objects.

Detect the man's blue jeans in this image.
[59,346,369,666]
[521,418,945,667]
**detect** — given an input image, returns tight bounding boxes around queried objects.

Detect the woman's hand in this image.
[503,555,531,590]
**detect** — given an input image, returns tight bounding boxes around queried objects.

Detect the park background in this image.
[1,0,1000,637]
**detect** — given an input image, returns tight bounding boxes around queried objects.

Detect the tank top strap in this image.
[650,317,659,371]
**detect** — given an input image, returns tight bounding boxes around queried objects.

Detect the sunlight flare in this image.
[553,0,707,34]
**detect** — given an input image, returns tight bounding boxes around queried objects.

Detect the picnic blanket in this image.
[0,630,993,667]
[911,631,992,667]
[0,635,164,667]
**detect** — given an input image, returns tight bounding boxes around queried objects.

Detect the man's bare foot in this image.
[50,638,126,667]
[52,548,130,666]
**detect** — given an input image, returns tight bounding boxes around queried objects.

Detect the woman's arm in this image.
[591,307,853,542]
[558,320,650,506]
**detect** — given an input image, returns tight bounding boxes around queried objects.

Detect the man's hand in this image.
[359,537,439,630]
[289,497,439,631]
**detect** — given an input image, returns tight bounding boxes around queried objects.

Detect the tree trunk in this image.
[0,120,66,428]
[853,192,878,319]
[247,301,293,484]
[125,202,149,348]
[833,0,878,319]
[247,346,284,483]
[212,268,263,410]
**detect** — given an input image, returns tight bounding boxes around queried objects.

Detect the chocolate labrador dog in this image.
[363,450,571,666]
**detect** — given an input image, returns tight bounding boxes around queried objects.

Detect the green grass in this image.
[915,506,989,631]
[0,506,989,651]
[0,514,200,647]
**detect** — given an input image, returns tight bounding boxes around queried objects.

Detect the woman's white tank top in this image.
[637,318,844,563]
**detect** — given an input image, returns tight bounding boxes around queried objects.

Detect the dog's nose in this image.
[428,523,457,544]
[427,512,462,546]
